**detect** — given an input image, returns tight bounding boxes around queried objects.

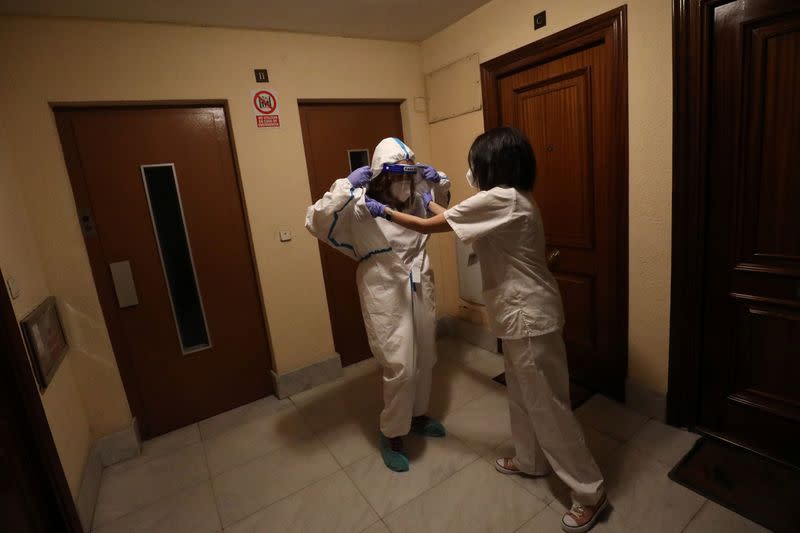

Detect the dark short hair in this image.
[468,126,536,191]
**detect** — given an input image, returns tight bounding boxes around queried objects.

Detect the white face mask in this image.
[389,180,412,203]
[466,169,478,188]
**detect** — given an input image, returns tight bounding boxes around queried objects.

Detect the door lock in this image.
[547,249,561,267]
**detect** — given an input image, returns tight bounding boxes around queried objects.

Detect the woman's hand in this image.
[419,165,442,183]
[347,166,372,188]
[365,196,387,218]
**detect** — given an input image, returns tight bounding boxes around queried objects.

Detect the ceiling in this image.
[0,0,492,42]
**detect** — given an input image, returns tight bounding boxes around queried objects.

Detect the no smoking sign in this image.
[251,89,280,128]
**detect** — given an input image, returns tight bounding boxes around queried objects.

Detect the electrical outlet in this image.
[279,230,292,242]
[534,10,547,30]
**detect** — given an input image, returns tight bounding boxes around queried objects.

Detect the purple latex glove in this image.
[364,196,387,218]
[420,165,441,183]
[347,166,372,188]
[422,191,434,211]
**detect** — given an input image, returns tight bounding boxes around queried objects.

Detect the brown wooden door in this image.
[697,0,800,466]
[55,106,273,438]
[483,9,628,398]
[299,102,403,366]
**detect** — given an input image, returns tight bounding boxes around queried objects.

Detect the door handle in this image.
[547,249,561,267]
[109,260,139,308]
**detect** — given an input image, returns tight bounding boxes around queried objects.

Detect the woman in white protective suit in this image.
[363,128,608,533]
[305,138,450,473]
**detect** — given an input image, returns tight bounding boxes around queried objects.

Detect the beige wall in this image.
[422,0,673,393]
[0,123,91,498]
[0,16,432,436]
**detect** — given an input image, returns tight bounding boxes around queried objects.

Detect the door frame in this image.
[479,6,629,399]
[0,269,83,532]
[52,101,275,436]
[667,0,704,428]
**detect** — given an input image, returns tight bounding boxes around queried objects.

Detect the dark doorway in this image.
[0,269,83,532]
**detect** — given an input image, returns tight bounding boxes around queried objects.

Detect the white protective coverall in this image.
[305,138,450,438]
[443,186,604,506]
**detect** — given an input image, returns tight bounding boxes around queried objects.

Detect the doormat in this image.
[492,373,595,409]
[669,437,800,532]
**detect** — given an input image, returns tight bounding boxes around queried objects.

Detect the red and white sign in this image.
[251,89,280,128]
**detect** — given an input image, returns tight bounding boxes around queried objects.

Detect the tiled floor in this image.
[90,338,769,533]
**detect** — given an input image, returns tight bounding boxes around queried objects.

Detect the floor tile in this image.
[203,403,312,475]
[441,388,511,456]
[92,482,219,533]
[106,424,201,475]
[199,396,294,441]
[345,434,479,517]
[428,357,505,419]
[384,460,546,533]
[224,471,376,533]
[291,369,383,431]
[93,442,209,528]
[575,395,649,442]
[290,358,380,407]
[515,506,563,533]
[553,444,705,532]
[683,500,770,533]
[360,520,391,533]
[212,436,339,527]
[485,426,620,505]
[438,338,505,378]
[313,406,382,467]
[627,419,699,467]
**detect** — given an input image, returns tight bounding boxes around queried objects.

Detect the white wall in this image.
[0,121,92,498]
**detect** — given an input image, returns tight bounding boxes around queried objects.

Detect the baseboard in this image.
[271,353,343,398]
[625,379,667,421]
[76,442,103,532]
[76,418,141,531]
[438,315,499,353]
[94,418,141,467]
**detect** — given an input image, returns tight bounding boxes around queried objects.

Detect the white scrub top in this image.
[443,186,564,339]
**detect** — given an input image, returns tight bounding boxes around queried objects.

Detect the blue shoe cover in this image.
[410,415,446,438]
[380,434,409,472]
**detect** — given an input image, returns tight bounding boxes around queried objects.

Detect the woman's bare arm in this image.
[386,202,452,234]
[427,201,446,216]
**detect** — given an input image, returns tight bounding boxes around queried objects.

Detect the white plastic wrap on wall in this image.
[456,239,484,305]
[425,53,482,124]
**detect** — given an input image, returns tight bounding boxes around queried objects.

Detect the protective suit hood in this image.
[371,138,415,178]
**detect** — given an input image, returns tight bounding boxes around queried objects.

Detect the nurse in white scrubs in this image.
[363,127,607,533]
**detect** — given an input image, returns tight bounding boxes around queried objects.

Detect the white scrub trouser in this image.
[503,332,605,506]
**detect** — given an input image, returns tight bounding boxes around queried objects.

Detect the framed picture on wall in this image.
[20,297,68,390]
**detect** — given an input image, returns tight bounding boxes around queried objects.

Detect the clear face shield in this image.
[366,163,419,211]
